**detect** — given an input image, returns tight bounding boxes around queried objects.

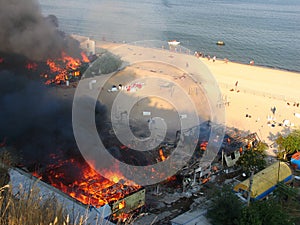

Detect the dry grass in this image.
[0,184,68,225]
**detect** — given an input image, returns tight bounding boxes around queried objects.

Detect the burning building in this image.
[28,150,145,222]
[43,51,89,85]
[9,164,145,223]
[0,0,147,222]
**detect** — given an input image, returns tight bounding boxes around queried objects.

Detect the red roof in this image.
[292,152,300,160]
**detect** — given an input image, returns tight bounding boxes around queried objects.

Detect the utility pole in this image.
[277,160,281,183]
[247,171,254,206]
[221,150,224,168]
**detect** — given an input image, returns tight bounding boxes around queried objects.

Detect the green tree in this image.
[236,143,267,175]
[253,141,268,153]
[239,200,291,225]
[207,185,243,225]
[276,129,300,160]
[88,52,122,76]
[273,182,300,222]
[239,203,261,225]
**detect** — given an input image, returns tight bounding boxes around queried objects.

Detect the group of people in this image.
[287,102,300,107]
[194,51,256,66]
[194,51,228,63]
[194,51,216,62]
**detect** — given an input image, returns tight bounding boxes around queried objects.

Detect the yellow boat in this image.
[216,41,225,46]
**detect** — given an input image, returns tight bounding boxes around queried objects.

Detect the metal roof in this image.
[171,209,211,225]
[233,162,292,199]
[9,168,114,225]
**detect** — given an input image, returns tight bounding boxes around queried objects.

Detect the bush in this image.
[88,52,122,76]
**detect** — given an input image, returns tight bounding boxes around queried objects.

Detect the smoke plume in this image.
[0,0,108,167]
[0,0,81,61]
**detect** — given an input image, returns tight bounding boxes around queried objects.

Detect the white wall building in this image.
[71,34,96,56]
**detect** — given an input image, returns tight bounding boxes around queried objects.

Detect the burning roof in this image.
[9,167,115,224]
[32,152,141,208]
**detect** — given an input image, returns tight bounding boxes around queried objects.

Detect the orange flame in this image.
[44,51,89,85]
[61,52,81,70]
[167,175,177,182]
[32,154,140,208]
[200,141,208,151]
[159,149,166,161]
[32,171,42,179]
[81,52,90,63]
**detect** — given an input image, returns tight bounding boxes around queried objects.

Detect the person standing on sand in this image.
[213,55,216,62]
[235,80,238,91]
[271,106,276,115]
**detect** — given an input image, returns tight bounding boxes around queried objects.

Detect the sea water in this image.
[39,0,300,72]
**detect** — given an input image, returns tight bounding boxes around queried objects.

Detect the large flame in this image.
[32,153,140,208]
[44,51,89,85]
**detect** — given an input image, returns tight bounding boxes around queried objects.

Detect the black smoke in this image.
[0,70,73,165]
[0,69,108,169]
[0,0,108,168]
[0,0,81,61]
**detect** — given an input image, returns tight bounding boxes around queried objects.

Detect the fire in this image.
[200,141,208,151]
[32,153,140,208]
[31,171,42,179]
[118,200,126,210]
[44,51,89,85]
[167,175,177,182]
[159,149,166,161]
[25,62,38,70]
[81,52,89,63]
[61,52,81,70]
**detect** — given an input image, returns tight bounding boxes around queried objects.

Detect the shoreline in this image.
[95,40,300,74]
[95,41,300,157]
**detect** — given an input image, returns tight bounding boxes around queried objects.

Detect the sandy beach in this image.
[96,41,300,156]
[201,58,300,155]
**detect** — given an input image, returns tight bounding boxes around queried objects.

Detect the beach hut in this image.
[233,162,293,201]
[291,152,300,170]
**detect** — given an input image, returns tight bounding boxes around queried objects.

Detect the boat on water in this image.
[168,40,180,46]
[216,41,225,46]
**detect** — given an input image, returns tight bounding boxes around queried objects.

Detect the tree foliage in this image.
[86,52,122,77]
[239,200,291,225]
[207,185,243,225]
[96,52,122,74]
[273,182,300,221]
[236,142,267,175]
[207,184,297,225]
[253,141,268,153]
[276,129,300,160]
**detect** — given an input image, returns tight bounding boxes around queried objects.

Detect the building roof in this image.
[233,162,292,199]
[9,168,114,224]
[171,209,211,225]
